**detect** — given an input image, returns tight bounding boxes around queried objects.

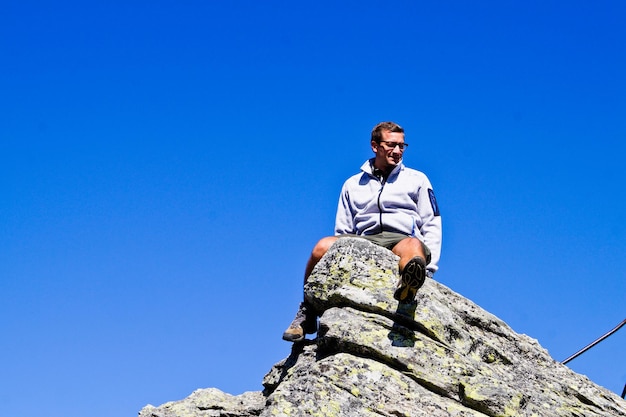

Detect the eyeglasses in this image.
[379,141,409,150]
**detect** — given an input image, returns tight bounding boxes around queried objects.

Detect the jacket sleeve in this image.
[417,178,442,274]
[334,182,355,235]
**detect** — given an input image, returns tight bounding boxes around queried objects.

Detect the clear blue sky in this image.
[1,1,624,416]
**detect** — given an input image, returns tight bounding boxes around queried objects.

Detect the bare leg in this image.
[391,237,427,271]
[391,237,428,302]
[283,236,338,342]
[303,236,338,282]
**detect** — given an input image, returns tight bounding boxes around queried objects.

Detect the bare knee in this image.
[312,236,338,260]
[392,237,426,260]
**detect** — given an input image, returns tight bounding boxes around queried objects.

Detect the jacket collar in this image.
[361,158,403,179]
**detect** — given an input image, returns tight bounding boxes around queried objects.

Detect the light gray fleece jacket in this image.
[334,158,442,273]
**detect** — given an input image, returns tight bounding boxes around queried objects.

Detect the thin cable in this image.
[561,318,626,365]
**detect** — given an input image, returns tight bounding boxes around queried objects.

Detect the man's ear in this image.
[371,140,379,154]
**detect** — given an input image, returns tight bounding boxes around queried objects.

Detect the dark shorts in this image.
[337,231,431,264]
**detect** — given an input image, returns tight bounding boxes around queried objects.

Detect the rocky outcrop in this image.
[139,238,626,417]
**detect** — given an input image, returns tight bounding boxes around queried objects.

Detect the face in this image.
[371,130,405,172]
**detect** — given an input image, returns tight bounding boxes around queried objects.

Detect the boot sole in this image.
[394,257,426,302]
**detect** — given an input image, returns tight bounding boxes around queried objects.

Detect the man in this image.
[282,121,442,343]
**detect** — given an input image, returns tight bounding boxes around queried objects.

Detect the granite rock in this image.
[140,238,626,417]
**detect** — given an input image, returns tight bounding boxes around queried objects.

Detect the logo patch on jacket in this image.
[428,189,440,216]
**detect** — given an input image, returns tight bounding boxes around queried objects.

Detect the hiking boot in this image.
[393,256,426,302]
[282,302,317,343]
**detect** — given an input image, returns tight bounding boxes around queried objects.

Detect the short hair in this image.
[371,121,404,143]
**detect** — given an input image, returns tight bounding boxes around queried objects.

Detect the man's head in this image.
[370,121,408,173]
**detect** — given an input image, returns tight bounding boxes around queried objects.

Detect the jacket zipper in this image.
[377,177,385,233]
